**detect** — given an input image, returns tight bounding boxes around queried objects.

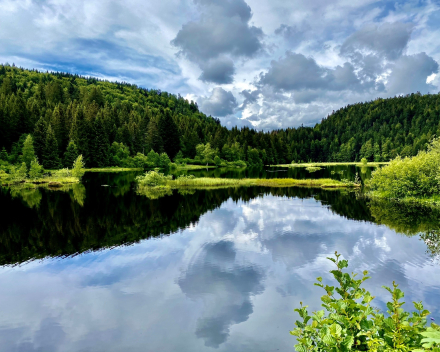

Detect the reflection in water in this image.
[178,241,264,347]
[0,170,439,351]
[369,198,440,260]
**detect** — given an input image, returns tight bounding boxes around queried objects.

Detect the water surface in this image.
[0,169,439,352]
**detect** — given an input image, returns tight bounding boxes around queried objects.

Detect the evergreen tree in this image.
[43,124,61,169]
[91,117,110,167]
[63,140,79,168]
[33,117,47,162]
[146,119,163,154]
[158,109,180,159]
[21,134,36,169]
[29,158,44,180]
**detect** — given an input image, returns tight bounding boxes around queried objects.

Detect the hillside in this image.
[0,64,439,167]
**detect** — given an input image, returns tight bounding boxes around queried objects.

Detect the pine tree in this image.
[91,117,110,167]
[158,109,180,159]
[63,140,79,168]
[43,124,61,169]
[33,117,47,162]
[146,119,163,154]
[21,134,36,169]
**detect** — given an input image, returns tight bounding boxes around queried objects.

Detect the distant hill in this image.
[0,64,439,166]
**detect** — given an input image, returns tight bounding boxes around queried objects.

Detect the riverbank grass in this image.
[274,161,388,167]
[85,167,142,172]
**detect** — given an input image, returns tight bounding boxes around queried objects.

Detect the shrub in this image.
[136,170,172,187]
[28,158,44,180]
[9,163,28,182]
[291,252,440,352]
[361,157,368,165]
[367,138,440,199]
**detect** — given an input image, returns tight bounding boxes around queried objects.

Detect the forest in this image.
[1,63,440,169]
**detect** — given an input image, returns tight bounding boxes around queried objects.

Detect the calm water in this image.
[1,169,440,352]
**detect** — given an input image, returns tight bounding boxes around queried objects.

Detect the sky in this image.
[0,0,439,130]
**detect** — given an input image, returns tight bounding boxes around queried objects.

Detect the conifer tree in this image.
[43,124,61,169]
[146,119,163,154]
[63,140,79,168]
[21,134,36,169]
[92,117,110,167]
[33,117,47,162]
[158,109,180,159]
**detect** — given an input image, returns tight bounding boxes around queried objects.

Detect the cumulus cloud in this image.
[199,56,235,84]
[386,53,439,95]
[171,0,263,83]
[198,87,238,116]
[259,52,361,93]
[340,22,414,61]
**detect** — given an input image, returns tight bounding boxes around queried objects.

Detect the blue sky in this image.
[0,0,439,130]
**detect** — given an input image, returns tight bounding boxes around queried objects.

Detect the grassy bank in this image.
[136,176,359,199]
[166,177,359,189]
[273,162,388,167]
[175,164,217,170]
[1,176,79,187]
[85,167,142,172]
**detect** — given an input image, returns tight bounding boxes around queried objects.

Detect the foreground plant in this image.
[291,252,440,351]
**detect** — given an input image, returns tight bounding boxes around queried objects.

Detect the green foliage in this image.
[361,158,368,165]
[2,65,440,169]
[28,158,44,180]
[43,124,62,169]
[9,163,28,182]
[21,135,36,169]
[72,155,86,179]
[368,138,440,199]
[135,170,172,187]
[63,141,79,168]
[196,143,217,163]
[0,147,8,161]
[110,142,131,167]
[291,253,438,352]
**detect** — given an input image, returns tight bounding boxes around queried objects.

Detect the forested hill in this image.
[1,64,440,167]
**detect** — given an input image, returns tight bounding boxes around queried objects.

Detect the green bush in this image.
[361,158,368,165]
[136,170,172,187]
[291,252,440,352]
[8,162,28,182]
[367,138,440,199]
[28,158,44,180]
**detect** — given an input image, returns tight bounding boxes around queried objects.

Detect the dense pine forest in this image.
[1,63,440,168]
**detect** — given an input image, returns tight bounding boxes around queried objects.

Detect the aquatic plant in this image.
[291,252,440,351]
[136,170,172,187]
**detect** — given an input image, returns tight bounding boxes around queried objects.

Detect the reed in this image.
[168,177,358,189]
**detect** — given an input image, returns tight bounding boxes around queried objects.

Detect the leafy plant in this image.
[28,158,44,180]
[136,170,172,187]
[291,252,438,352]
[72,155,86,179]
[367,138,440,199]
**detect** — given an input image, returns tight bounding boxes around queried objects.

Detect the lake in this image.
[0,168,439,352]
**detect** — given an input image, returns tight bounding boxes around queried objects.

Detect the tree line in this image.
[1,64,440,168]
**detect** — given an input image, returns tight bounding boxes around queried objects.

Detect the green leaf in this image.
[330,323,342,337]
